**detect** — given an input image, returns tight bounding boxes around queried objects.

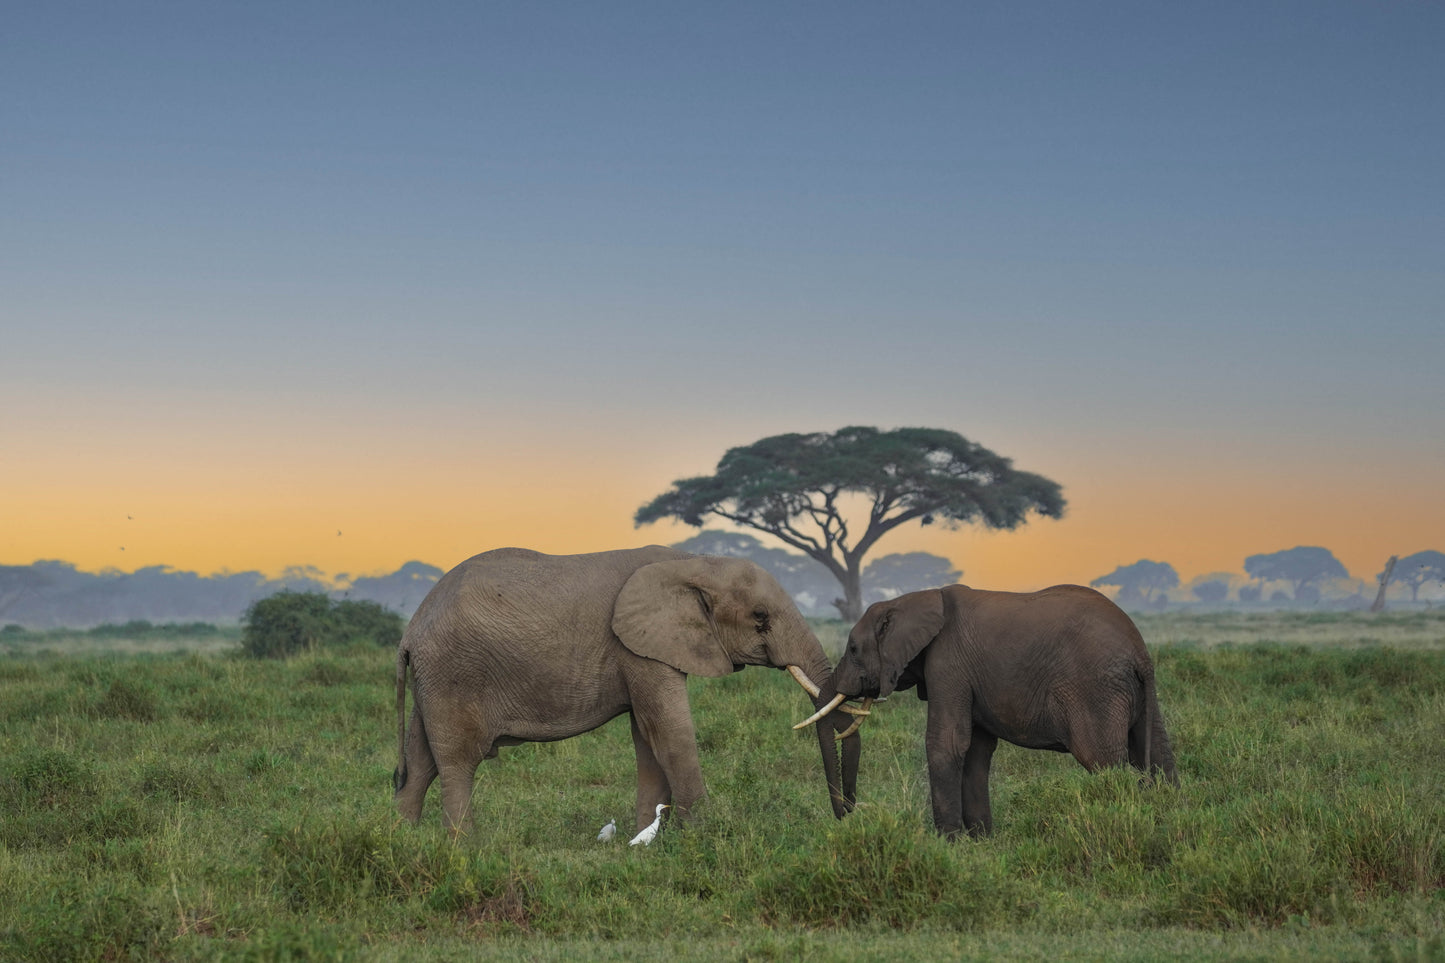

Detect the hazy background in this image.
[4,2,1442,604]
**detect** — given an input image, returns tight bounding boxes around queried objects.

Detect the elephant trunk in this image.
[785,660,859,819]
[812,676,860,819]
[770,607,860,819]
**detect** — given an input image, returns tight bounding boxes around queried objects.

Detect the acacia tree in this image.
[1090,559,1179,607]
[1388,550,1445,603]
[1243,546,1349,600]
[860,552,962,605]
[634,426,1065,621]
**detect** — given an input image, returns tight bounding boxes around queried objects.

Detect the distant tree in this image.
[861,552,962,605]
[1192,579,1229,603]
[241,591,404,658]
[671,532,960,616]
[1371,556,1397,612]
[636,426,1065,621]
[241,592,335,658]
[1237,583,1262,603]
[332,599,408,647]
[1389,550,1445,603]
[1243,546,1349,600]
[1090,560,1179,606]
[671,530,837,614]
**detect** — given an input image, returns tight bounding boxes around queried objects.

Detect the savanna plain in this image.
[1,611,1442,961]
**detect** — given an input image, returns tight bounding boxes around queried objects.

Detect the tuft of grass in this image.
[91,676,159,721]
[753,806,1024,929]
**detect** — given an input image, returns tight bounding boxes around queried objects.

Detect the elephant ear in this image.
[876,590,946,699]
[612,558,735,678]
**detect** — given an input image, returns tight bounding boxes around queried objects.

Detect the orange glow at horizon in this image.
[5,439,1439,594]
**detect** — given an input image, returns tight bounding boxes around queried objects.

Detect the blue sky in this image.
[3,2,1442,589]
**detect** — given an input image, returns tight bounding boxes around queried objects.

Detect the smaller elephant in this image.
[834,584,1177,837]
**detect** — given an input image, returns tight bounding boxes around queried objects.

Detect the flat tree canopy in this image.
[1387,550,1445,602]
[1091,559,1180,606]
[635,426,1064,620]
[1243,546,1349,599]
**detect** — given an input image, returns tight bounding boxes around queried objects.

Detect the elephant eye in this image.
[753,608,771,633]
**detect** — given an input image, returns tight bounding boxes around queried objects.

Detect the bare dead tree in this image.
[1370,555,1398,613]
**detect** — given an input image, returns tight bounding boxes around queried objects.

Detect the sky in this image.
[3,1,1442,594]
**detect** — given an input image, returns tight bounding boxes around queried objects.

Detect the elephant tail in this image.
[1141,666,1156,777]
[394,646,410,792]
[1134,663,1178,785]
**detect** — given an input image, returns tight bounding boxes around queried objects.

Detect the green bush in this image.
[333,598,407,648]
[240,591,404,658]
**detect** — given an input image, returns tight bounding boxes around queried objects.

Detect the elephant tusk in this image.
[836,697,873,739]
[837,703,870,717]
[786,665,821,699]
[793,691,847,730]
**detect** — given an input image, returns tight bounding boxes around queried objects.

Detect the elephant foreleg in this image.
[961,727,998,837]
[630,712,672,831]
[924,699,971,839]
[627,670,705,826]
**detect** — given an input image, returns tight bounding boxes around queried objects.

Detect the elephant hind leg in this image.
[960,728,998,837]
[1066,703,1131,774]
[395,703,438,823]
[437,762,480,835]
[1128,688,1179,785]
[410,690,491,835]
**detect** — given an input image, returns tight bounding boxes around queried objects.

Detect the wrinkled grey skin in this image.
[834,584,1177,838]
[394,546,859,834]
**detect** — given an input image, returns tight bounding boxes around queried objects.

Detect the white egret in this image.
[597,819,616,842]
[628,804,669,846]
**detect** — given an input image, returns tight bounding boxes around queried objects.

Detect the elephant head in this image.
[834,589,945,700]
[612,554,863,817]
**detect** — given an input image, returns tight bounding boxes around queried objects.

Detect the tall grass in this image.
[0,613,1441,960]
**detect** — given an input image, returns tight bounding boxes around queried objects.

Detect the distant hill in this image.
[0,534,966,628]
[0,560,443,629]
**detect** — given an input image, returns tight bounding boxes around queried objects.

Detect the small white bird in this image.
[628,804,669,846]
[597,819,616,842]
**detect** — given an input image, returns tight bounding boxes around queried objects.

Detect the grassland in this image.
[1,611,1442,961]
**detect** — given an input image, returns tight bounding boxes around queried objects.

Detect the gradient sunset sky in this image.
[4,2,1442,593]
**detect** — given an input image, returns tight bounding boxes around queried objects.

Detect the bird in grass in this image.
[628,804,669,846]
[597,819,616,842]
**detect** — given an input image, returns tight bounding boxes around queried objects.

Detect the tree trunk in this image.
[1370,555,1397,613]
[830,566,864,622]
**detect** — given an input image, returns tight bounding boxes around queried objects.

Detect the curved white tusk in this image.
[792,691,847,730]
[836,697,873,739]
[786,665,821,699]
[837,703,871,717]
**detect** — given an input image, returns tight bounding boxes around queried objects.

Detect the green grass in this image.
[1,612,1442,960]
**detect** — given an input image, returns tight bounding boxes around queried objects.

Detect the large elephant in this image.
[833,584,1177,838]
[394,546,864,835]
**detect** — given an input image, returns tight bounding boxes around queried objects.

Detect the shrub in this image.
[332,598,406,648]
[240,591,404,658]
